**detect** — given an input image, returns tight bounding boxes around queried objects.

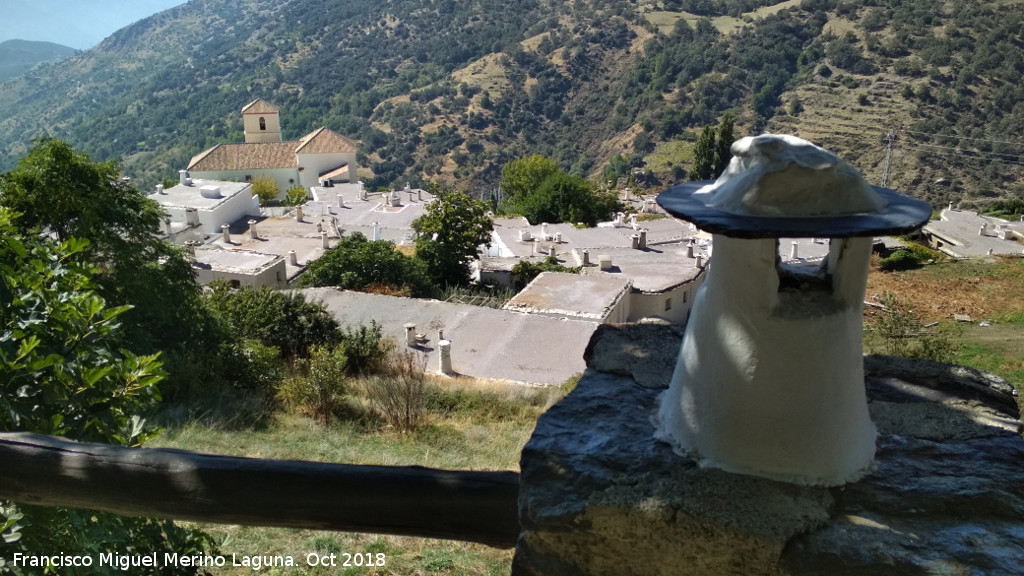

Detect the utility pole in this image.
[882,129,896,187]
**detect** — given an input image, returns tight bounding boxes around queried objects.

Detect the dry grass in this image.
[865,255,1024,325]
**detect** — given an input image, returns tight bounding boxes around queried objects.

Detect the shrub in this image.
[337,321,393,376]
[363,349,431,432]
[277,345,349,424]
[878,249,921,271]
[252,177,279,205]
[284,185,308,206]
[866,293,961,363]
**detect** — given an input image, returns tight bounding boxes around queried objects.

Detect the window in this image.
[245,175,252,182]
[683,291,688,303]
[665,297,672,311]
[229,279,241,288]
[259,117,267,130]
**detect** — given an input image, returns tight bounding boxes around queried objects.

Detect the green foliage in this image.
[412,188,494,287]
[252,177,278,205]
[284,185,308,206]
[298,232,435,297]
[0,207,216,573]
[336,321,393,376]
[712,112,735,176]
[689,126,716,181]
[204,283,341,360]
[878,244,943,271]
[867,293,961,363]
[984,199,1024,219]
[511,255,581,289]
[278,345,350,425]
[499,155,560,208]
[514,173,619,227]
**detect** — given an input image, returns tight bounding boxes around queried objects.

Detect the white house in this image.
[186,99,359,197]
[152,177,260,235]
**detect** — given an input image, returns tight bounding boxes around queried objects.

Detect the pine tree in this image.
[689,126,717,181]
[713,112,736,177]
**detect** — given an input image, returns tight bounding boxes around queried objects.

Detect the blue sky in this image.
[0,0,187,49]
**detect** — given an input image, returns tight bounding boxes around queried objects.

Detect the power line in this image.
[902,129,1024,149]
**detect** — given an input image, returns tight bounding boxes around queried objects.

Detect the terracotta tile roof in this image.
[187,142,298,171]
[241,98,279,114]
[295,127,358,155]
[319,164,350,179]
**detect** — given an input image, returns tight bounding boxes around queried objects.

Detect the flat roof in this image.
[194,247,281,274]
[299,288,598,386]
[504,272,631,322]
[580,244,704,293]
[923,209,1024,257]
[155,179,253,210]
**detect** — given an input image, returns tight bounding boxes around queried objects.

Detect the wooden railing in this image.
[0,432,520,548]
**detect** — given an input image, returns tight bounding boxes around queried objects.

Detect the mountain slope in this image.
[0,39,76,83]
[0,0,1021,210]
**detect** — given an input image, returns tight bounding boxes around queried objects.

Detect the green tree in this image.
[712,112,736,177]
[204,283,342,360]
[0,207,215,574]
[689,126,717,181]
[0,139,227,397]
[298,232,435,297]
[516,173,618,227]
[499,154,560,208]
[284,185,308,206]
[412,188,494,287]
[252,177,279,205]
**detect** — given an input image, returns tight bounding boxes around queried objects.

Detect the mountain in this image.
[0,39,76,83]
[0,0,1021,209]
[0,0,187,50]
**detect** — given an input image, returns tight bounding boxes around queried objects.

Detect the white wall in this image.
[189,168,299,199]
[626,273,706,324]
[298,152,357,188]
[194,259,287,289]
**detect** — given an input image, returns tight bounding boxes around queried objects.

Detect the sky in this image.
[0,0,187,50]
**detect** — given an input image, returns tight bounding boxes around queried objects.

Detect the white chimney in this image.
[295,206,304,222]
[418,190,423,201]
[550,244,557,257]
[639,229,647,249]
[695,254,704,268]
[519,230,533,242]
[438,329,445,341]
[948,201,954,211]
[321,231,330,249]
[687,243,695,258]
[541,222,549,239]
[404,323,417,347]
[979,224,986,236]
[338,195,344,208]
[248,220,258,240]
[631,214,639,229]
[631,234,640,250]
[199,185,222,199]
[185,207,200,227]
[289,250,298,266]
[599,255,612,271]
[179,170,192,186]
[164,218,173,235]
[439,340,453,375]
[155,184,164,195]
[555,232,563,244]
[582,249,591,266]
[790,241,799,260]
[221,224,230,243]
[373,222,381,242]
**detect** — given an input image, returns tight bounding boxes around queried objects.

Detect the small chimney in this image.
[248,220,258,240]
[439,340,453,375]
[221,224,230,243]
[541,222,549,239]
[987,248,994,255]
[321,231,330,249]
[555,232,563,244]
[790,241,799,260]
[631,214,639,229]
[549,244,557,257]
[639,229,647,249]
[185,207,200,227]
[373,221,381,242]
[438,329,445,341]
[695,254,704,268]
[404,323,417,347]
[179,170,192,186]
[687,242,695,258]
[532,241,538,255]
[295,206,304,222]
[289,250,298,266]
[631,234,640,250]
[338,196,344,209]
[599,255,612,271]
[582,249,591,266]
[519,230,533,242]
[155,184,164,195]
[418,190,423,201]
[948,201,954,211]
[409,191,415,202]
[164,218,173,235]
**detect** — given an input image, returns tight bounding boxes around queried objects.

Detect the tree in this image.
[252,177,279,205]
[712,112,736,177]
[204,283,342,360]
[412,188,494,287]
[499,154,560,208]
[689,126,717,181]
[0,139,225,395]
[516,173,619,227]
[298,232,435,297]
[0,207,216,574]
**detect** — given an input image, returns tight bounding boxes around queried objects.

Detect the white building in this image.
[186,99,359,197]
[192,246,288,289]
[152,177,260,235]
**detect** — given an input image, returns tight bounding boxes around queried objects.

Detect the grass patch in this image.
[643,140,694,175]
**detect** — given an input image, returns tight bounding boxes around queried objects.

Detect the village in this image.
[154,99,1024,386]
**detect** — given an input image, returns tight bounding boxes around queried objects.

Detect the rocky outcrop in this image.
[515,324,1024,576]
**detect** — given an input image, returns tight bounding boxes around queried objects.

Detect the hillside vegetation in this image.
[0,0,1021,209]
[0,39,76,82]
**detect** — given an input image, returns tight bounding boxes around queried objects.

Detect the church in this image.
[186,99,358,198]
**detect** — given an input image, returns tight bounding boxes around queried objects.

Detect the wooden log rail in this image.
[0,432,521,548]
